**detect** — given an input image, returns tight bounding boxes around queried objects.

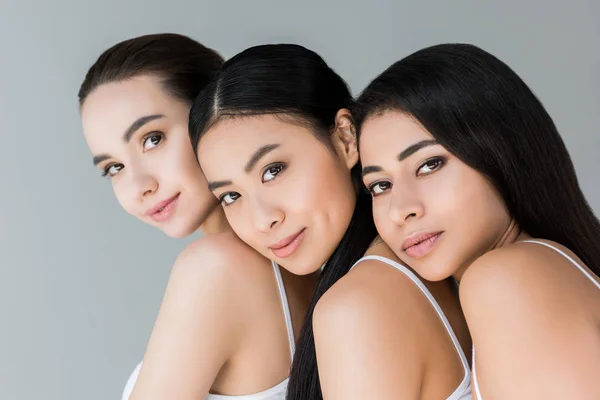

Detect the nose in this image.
[129,167,158,201]
[251,196,285,233]
[388,183,424,226]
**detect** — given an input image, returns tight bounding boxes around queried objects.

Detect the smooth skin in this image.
[359,110,600,399]
[81,75,315,399]
[198,110,471,400]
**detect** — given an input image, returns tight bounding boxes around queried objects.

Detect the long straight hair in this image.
[354,43,600,277]
[189,44,378,400]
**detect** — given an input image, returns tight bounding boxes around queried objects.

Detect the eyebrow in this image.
[361,139,438,178]
[123,114,165,142]
[244,144,280,173]
[206,144,281,192]
[92,154,110,166]
[397,140,438,162]
[208,180,233,192]
[91,114,165,166]
[361,165,382,178]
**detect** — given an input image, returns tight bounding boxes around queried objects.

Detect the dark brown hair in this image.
[189,44,378,400]
[78,33,223,107]
[354,43,600,277]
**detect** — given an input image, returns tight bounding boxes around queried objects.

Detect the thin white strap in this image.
[472,347,483,400]
[471,240,600,400]
[521,240,600,289]
[122,361,142,400]
[350,255,471,399]
[271,261,295,359]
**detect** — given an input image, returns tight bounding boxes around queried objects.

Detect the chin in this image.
[161,223,196,239]
[412,261,453,282]
[277,259,318,276]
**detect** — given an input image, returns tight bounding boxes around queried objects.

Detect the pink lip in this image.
[402,231,443,259]
[147,193,180,223]
[269,229,306,259]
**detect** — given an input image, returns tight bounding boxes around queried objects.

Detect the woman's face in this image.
[197,113,358,275]
[359,110,513,281]
[81,75,218,238]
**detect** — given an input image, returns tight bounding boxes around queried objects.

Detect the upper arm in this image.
[460,246,596,399]
[129,233,252,400]
[313,262,424,400]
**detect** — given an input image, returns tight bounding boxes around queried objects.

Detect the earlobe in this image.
[332,109,359,169]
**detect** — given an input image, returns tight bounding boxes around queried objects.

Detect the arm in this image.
[460,245,598,399]
[129,233,249,400]
[313,261,425,400]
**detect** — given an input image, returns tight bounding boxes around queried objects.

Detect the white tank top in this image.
[350,255,472,400]
[472,240,600,400]
[121,261,295,400]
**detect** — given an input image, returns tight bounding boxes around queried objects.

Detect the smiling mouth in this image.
[269,229,306,259]
[148,194,180,223]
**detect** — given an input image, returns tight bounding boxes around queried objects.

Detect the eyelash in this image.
[101,164,122,178]
[99,131,165,179]
[417,157,445,176]
[141,131,164,151]
[218,162,286,206]
[366,156,446,196]
[367,180,391,196]
[219,192,240,206]
[262,162,285,183]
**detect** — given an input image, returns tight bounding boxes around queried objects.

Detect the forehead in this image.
[359,111,432,157]
[198,115,324,164]
[81,75,187,149]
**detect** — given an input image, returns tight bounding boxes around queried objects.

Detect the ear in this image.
[330,108,359,170]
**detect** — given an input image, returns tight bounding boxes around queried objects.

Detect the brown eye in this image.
[417,157,445,176]
[142,132,163,151]
[368,181,391,196]
[220,192,240,206]
[262,163,285,183]
[102,164,124,178]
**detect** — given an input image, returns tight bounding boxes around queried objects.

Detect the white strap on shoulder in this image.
[350,255,471,393]
[271,261,295,358]
[521,240,600,290]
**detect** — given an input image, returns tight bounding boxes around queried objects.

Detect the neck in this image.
[199,207,231,236]
[454,219,529,282]
[492,218,529,249]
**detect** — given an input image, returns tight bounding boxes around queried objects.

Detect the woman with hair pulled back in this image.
[79,33,315,400]
[191,44,472,400]
[355,43,600,399]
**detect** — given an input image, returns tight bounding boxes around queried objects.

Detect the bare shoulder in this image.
[171,231,273,291]
[162,232,276,326]
[459,240,593,316]
[175,231,269,272]
[314,251,433,349]
[130,233,273,399]
[313,250,453,398]
[459,242,600,397]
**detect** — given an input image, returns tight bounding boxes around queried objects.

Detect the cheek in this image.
[112,180,137,216]
[166,139,207,191]
[225,206,259,246]
[372,198,394,238]
[475,181,511,229]
[446,170,510,245]
[286,161,355,225]
[425,164,483,223]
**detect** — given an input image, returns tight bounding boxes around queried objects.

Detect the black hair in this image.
[78,33,223,107]
[189,44,378,400]
[354,43,600,277]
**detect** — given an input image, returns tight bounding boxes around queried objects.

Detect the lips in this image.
[402,231,443,259]
[269,228,306,259]
[147,193,180,223]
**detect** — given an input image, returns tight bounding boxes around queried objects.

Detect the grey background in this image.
[1,0,598,399]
